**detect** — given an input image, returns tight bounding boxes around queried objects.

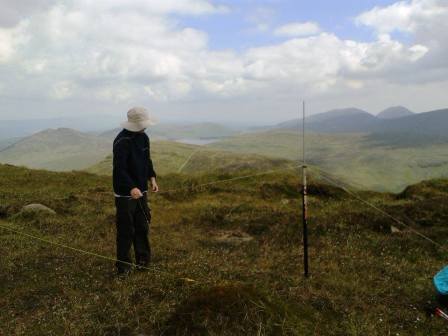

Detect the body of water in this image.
[173,138,221,146]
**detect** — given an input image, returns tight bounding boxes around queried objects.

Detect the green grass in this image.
[209,130,448,192]
[1,163,448,335]
[149,122,238,139]
[0,128,110,171]
[87,140,295,176]
[4,128,448,193]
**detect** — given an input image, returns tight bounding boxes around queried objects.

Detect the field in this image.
[1,163,448,335]
[2,126,448,193]
[87,140,294,176]
[209,130,448,192]
[0,128,111,171]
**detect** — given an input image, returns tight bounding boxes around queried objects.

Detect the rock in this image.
[21,204,56,215]
[390,225,401,234]
[215,230,253,245]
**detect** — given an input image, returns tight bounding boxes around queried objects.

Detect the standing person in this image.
[113,107,159,276]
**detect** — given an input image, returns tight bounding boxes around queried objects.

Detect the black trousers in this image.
[115,194,151,271]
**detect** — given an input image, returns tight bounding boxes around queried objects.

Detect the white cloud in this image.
[0,0,446,120]
[356,0,448,34]
[0,0,57,27]
[243,32,427,93]
[274,22,321,37]
[0,26,23,63]
[51,81,76,99]
[74,0,228,16]
[356,1,416,33]
[0,29,14,63]
[356,0,448,80]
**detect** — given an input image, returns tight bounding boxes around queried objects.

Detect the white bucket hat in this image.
[120,107,157,132]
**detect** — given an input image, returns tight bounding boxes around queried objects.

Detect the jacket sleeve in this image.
[113,138,137,192]
[148,139,157,179]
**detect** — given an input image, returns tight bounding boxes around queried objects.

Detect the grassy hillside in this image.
[209,130,448,192]
[374,109,448,136]
[149,122,238,139]
[0,128,110,171]
[275,108,378,133]
[0,136,22,151]
[100,123,238,142]
[1,164,448,335]
[87,140,295,176]
[3,126,448,193]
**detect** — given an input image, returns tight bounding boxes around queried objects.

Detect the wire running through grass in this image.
[310,165,444,249]
[0,222,196,283]
[157,164,301,195]
[0,165,301,281]
[177,149,201,173]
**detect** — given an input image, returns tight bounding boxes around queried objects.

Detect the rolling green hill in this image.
[209,130,448,192]
[1,163,448,334]
[276,108,379,133]
[3,125,448,193]
[100,122,238,142]
[0,137,22,151]
[149,122,238,139]
[0,128,110,171]
[87,140,295,176]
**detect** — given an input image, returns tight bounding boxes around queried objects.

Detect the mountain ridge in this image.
[273,107,447,137]
[377,106,414,119]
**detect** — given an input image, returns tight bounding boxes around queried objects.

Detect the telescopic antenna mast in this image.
[301,100,309,278]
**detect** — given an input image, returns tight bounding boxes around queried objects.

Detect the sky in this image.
[0,0,447,125]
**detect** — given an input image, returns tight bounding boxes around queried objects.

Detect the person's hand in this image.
[130,187,143,199]
[150,177,159,193]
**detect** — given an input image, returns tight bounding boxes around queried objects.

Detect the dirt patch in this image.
[214,230,254,246]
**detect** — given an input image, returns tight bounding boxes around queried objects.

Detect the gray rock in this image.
[21,204,56,215]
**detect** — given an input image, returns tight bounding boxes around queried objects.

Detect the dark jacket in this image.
[113,129,156,196]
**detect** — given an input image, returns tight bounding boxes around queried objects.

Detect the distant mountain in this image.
[276,108,379,133]
[274,107,447,140]
[372,108,448,137]
[0,128,110,171]
[0,137,22,151]
[377,106,414,119]
[307,108,379,133]
[0,117,120,139]
[308,108,371,122]
[100,122,238,142]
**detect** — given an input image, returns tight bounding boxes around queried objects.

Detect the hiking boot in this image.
[116,267,132,278]
[136,260,150,272]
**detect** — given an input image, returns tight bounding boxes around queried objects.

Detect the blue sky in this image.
[179,0,403,51]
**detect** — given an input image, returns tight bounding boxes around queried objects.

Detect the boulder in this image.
[21,204,56,215]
